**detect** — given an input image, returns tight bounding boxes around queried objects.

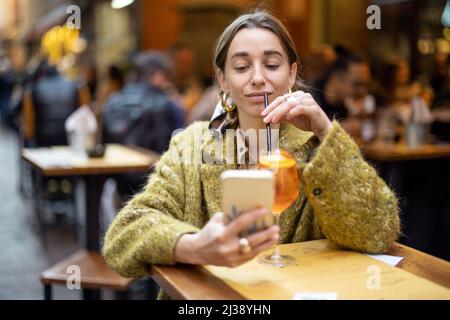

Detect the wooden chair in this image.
[41,249,135,300]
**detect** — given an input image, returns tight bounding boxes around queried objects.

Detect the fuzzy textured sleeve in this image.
[102,130,200,278]
[300,120,400,253]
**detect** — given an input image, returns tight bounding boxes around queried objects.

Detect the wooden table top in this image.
[361,142,450,162]
[150,241,450,300]
[22,144,160,176]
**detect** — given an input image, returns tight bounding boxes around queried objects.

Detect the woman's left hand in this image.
[261,91,332,141]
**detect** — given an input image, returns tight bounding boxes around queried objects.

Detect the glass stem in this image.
[271,213,281,260]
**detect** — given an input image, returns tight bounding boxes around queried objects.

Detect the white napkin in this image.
[65,105,97,134]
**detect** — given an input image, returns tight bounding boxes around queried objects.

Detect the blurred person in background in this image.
[343,58,373,116]
[430,52,448,102]
[21,59,80,147]
[430,55,450,142]
[95,64,125,114]
[186,85,220,124]
[19,59,80,219]
[381,58,433,127]
[341,56,377,141]
[432,54,450,109]
[167,42,203,113]
[0,56,12,126]
[91,64,125,145]
[76,64,98,106]
[186,64,219,124]
[382,58,419,105]
[302,44,337,85]
[0,44,27,128]
[312,55,368,121]
[102,51,185,199]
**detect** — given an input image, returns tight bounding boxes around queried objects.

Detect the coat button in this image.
[313,188,322,196]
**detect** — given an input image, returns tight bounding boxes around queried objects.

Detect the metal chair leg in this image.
[44,285,52,300]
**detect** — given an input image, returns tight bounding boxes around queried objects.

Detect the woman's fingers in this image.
[247,225,279,248]
[295,91,312,98]
[261,90,331,140]
[224,207,267,238]
[295,98,316,106]
[264,101,294,123]
[231,237,279,267]
[250,237,279,257]
[212,211,224,222]
[263,91,317,123]
[287,105,313,119]
[261,95,285,117]
[216,214,279,267]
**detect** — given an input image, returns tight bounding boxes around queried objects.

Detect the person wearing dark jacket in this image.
[22,60,79,147]
[102,51,185,197]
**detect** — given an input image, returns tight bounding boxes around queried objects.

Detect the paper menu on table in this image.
[366,254,404,266]
[292,292,338,300]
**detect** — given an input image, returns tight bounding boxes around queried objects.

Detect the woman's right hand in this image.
[174,208,279,267]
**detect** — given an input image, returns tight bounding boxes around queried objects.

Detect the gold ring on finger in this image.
[238,237,252,254]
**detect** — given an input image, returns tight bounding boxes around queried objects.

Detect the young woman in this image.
[103,10,400,294]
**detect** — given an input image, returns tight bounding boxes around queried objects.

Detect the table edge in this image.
[151,242,450,300]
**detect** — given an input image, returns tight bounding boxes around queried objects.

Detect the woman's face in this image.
[217,27,297,119]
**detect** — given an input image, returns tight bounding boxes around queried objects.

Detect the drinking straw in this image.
[264,93,272,154]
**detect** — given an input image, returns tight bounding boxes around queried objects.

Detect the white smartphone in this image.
[220,170,275,236]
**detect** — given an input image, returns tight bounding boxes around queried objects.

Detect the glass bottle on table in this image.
[258,148,299,267]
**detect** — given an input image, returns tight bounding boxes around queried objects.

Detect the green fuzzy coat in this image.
[103,120,400,281]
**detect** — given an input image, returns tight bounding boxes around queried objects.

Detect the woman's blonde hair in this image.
[213,10,303,90]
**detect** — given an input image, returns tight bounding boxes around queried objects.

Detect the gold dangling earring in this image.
[221,92,236,113]
[288,88,293,94]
